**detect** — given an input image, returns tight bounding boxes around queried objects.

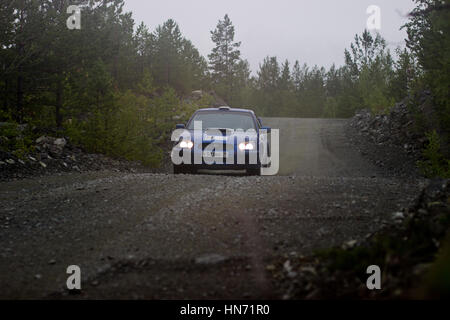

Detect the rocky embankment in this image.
[270,178,449,299]
[0,135,150,181]
[346,99,428,177]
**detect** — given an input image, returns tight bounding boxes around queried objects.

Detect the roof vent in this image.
[218,106,231,111]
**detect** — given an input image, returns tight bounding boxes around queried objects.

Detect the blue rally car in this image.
[172,106,271,175]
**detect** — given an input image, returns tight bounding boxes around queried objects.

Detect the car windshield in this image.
[187,112,256,130]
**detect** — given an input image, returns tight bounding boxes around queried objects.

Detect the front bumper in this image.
[180,163,261,171]
[175,148,262,166]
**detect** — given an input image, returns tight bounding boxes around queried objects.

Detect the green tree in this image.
[2,0,44,123]
[208,14,241,104]
[342,30,395,114]
[277,60,296,116]
[153,19,183,89]
[390,47,419,102]
[151,19,206,94]
[279,60,292,90]
[254,56,280,115]
[404,0,450,153]
[230,59,251,107]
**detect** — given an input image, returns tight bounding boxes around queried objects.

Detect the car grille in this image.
[202,142,235,151]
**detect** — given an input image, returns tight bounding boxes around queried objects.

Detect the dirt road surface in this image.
[0,118,425,299]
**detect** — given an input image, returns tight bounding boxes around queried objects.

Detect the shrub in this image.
[0,122,35,159]
[64,84,212,167]
[417,130,450,178]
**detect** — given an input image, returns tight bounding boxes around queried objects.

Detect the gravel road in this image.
[0,118,426,299]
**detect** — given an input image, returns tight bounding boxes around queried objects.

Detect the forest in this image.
[0,0,448,170]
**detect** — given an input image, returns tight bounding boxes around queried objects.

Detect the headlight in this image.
[238,142,255,151]
[180,140,194,149]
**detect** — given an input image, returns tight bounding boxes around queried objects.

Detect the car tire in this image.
[173,166,195,175]
[173,165,184,174]
[247,168,261,176]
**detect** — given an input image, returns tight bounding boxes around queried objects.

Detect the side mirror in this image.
[261,127,271,134]
[176,124,185,129]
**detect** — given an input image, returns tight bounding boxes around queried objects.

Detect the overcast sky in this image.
[123,0,416,72]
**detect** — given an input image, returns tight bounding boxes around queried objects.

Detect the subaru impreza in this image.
[171,107,271,175]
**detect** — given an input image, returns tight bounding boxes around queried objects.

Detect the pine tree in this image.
[153,19,183,89]
[257,56,280,91]
[208,14,241,104]
[404,0,450,152]
[279,60,292,90]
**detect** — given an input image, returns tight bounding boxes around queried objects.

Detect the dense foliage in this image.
[404,0,450,158]
[0,0,211,165]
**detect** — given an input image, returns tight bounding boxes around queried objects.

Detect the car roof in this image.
[195,107,255,115]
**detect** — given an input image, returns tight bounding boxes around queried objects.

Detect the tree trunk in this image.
[15,13,24,123]
[16,71,24,123]
[3,78,8,112]
[55,77,63,128]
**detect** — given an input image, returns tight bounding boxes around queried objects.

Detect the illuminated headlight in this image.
[180,140,194,149]
[238,142,255,151]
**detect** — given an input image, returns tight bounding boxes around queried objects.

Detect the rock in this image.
[417,208,428,215]
[54,138,67,148]
[191,90,203,98]
[349,98,428,177]
[195,254,227,265]
[48,146,63,157]
[1,132,148,180]
[16,123,28,132]
[300,266,317,275]
[392,212,404,220]
[283,260,297,278]
[266,264,276,271]
[36,136,48,144]
[344,239,357,248]
[283,260,293,273]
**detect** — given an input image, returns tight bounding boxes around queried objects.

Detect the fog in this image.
[123,0,416,72]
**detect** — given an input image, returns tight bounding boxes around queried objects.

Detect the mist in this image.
[124,0,416,71]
